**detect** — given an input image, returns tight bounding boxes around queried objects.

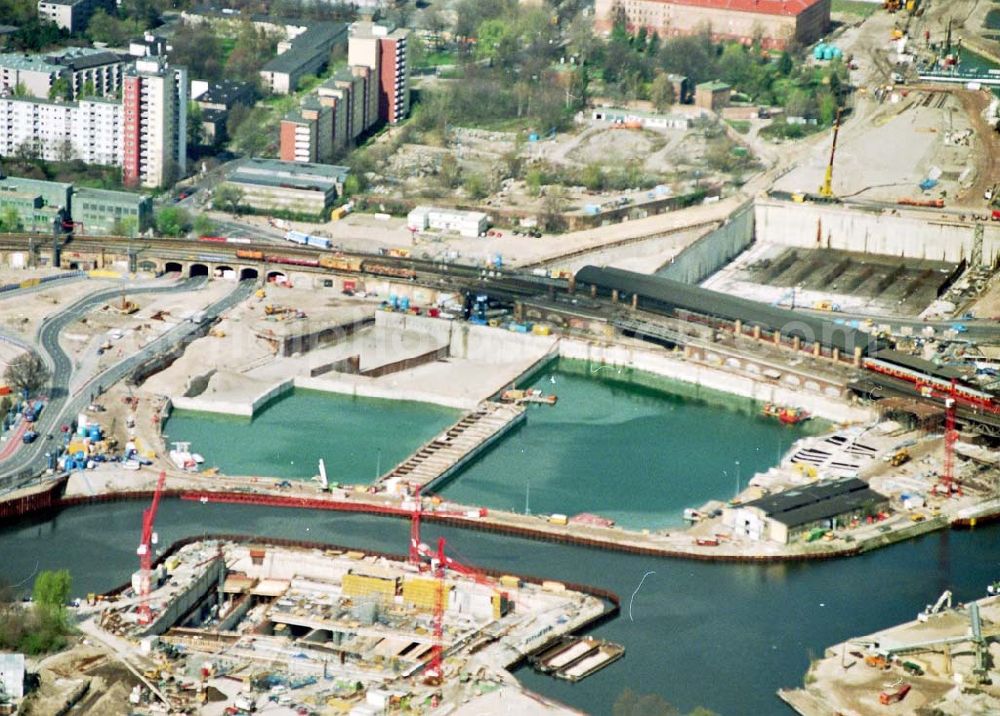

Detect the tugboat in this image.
[762,403,811,425]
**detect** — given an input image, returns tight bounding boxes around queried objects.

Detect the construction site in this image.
[71,523,610,716]
[780,590,1000,715]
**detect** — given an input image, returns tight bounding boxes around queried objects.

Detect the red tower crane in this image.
[137,470,166,624]
[916,380,999,495]
[407,482,487,568]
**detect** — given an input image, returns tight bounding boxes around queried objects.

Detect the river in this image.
[2,500,997,715]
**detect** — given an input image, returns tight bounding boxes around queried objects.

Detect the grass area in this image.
[419,49,457,67]
[831,0,880,17]
[725,119,751,135]
[760,120,825,141]
[219,37,236,64]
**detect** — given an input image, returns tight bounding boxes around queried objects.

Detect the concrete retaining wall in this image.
[171,378,293,417]
[755,199,1000,266]
[658,200,755,283]
[144,557,224,637]
[557,338,872,424]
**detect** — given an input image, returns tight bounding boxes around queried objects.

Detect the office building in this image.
[72,186,153,234]
[225,158,349,216]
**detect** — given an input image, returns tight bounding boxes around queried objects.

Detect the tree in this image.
[463,173,488,200]
[11,82,29,98]
[228,106,272,155]
[86,9,143,47]
[192,213,215,236]
[539,186,567,231]
[168,23,224,82]
[9,18,65,51]
[649,72,676,111]
[778,51,793,76]
[32,570,71,620]
[0,206,22,232]
[424,6,447,51]
[225,20,279,84]
[81,79,96,98]
[475,19,517,63]
[212,184,244,214]
[187,102,204,149]
[155,206,192,237]
[4,351,50,396]
[111,215,138,237]
[48,76,70,101]
[342,173,363,197]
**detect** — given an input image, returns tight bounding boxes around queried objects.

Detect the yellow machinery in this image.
[818,108,843,199]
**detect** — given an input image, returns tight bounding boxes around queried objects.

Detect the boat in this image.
[762,403,811,425]
[555,641,625,682]
[988,581,1000,596]
[192,453,205,464]
[169,441,198,472]
[683,508,704,522]
[500,388,557,405]
[121,460,141,471]
[531,636,598,674]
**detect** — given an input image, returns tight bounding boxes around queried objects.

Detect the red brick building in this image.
[594,0,831,50]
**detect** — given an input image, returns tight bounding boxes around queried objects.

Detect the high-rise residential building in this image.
[348,21,410,125]
[122,57,187,188]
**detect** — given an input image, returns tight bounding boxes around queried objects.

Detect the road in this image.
[0,277,255,490]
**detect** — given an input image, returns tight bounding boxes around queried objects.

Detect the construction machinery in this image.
[914,379,1000,495]
[137,470,166,625]
[818,108,843,199]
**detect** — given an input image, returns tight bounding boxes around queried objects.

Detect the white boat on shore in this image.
[169,441,198,471]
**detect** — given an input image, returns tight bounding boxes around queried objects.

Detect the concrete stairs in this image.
[380,402,526,490]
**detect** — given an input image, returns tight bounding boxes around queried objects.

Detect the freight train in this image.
[862,350,999,411]
[234,249,416,279]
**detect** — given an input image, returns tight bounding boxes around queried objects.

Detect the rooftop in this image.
[0,52,64,73]
[195,79,253,107]
[229,157,350,190]
[696,80,732,91]
[745,477,888,529]
[74,186,150,203]
[47,47,124,71]
[647,0,826,16]
[261,22,347,75]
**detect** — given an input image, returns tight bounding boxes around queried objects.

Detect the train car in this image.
[235,249,265,261]
[305,234,332,250]
[199,236,228,243]
[226,237,252,244]
[285,230,309,245]
[862,350,998,408]
[363,262,417,280]
[266,255,320,268]
[319,255,363,272]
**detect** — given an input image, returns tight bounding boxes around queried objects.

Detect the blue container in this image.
[65,459,75,471]
[75,450,86,461]
[823,46,835,61]
[813,44,826,60]
[528,133,539,142]
[831,47,843,59]
[400,297,411,311]
[89,428,101,441]
[77,425,87,436]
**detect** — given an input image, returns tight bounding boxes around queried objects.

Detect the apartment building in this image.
[348,21,410,125]
[0,95,123,165]
[37,0,114,33]
[0,49,124,100]
[259,22,348,95]
[122,57,188,188]
[277,22,409,165]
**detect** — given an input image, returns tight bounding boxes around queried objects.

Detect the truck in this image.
[879,683,911,705]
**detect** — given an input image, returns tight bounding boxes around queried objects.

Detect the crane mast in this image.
[818,108,843,198]
[137,470,166,625]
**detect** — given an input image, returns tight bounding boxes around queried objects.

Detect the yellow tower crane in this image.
[818,108,844,199]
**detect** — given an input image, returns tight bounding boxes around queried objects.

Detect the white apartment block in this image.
[0,96,122,165]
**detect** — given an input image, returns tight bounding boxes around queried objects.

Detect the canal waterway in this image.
[441,361,823,529]
[1,501,997,716]
[162,389,460,482]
